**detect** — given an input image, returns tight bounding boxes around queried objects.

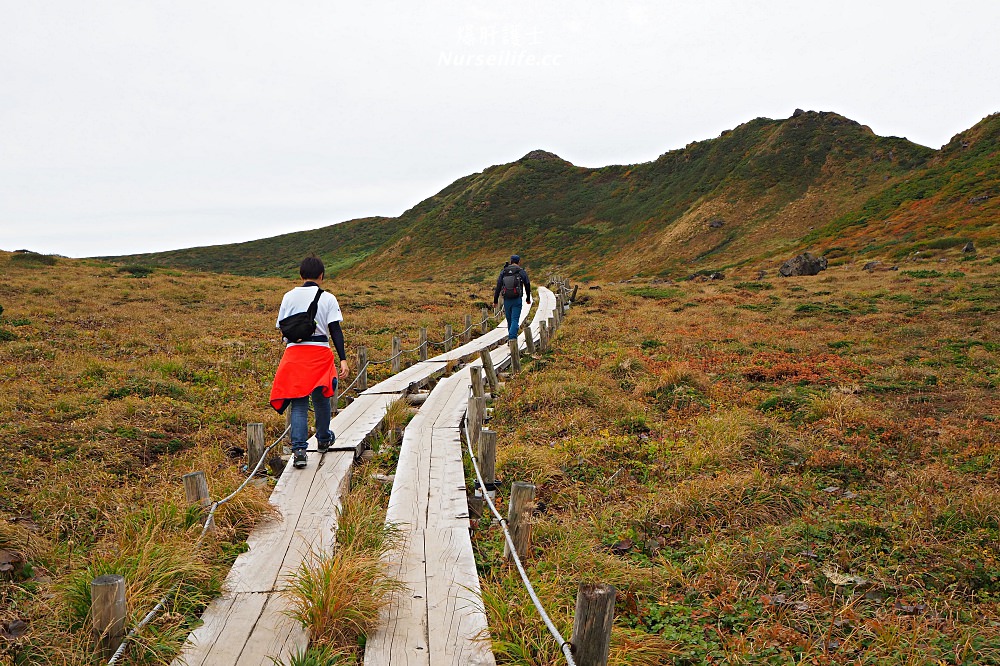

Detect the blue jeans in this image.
[503,297,522,340]
[289,382,335,452]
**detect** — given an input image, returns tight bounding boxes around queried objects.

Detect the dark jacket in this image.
[493,263,531,303]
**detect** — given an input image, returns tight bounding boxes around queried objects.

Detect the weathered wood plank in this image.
[425,527,496,666]
[363,529,431,666]
[426,428,469,530]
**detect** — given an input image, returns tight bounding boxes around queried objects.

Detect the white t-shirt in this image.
[276,285,343,347]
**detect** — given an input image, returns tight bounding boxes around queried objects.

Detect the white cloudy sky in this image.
[1,1,998,257]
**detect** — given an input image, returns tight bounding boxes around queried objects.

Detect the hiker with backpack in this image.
[493,254,531,340]
[269,255,350,469]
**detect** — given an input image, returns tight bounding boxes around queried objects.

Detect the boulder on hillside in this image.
[779,253,828,277]
[708,219,725,229]
[862,261,881,271]
[962,241,976,253]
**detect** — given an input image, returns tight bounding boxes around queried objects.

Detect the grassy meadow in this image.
[478,251,999,664]
[2,247,998,665]
[0,251,494,665]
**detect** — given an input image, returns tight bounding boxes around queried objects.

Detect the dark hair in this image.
[299,255,325,280]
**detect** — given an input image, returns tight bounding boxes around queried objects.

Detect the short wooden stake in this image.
[246,423,265,473]
[419,328,428,361]
[480,349,499,394]
[556,295,564,322]
[183,471,210,508]
[481,307,489,334]
[467,395,486,450]
[463,314,473,343]
[504,481,535,561]
[571,284,579,302]
[508,338,521,373]
[570,583,617,666]
[524,325,536,354]
[478,429,497,501]
[470,366,485,399]
[358,346,369,391]
[548,315,557,338]
[391,336,402,373]
[91,574,127,660]
[445,324,453,352]
[539,320,549,353]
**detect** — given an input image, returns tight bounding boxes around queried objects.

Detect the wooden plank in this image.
[426,428,469,530]
[361,361,449,395]
[227,451,351,593]
[363,530,431,666]
[386,424,432,531]
[425,527,496,666]
[235,592,308,666]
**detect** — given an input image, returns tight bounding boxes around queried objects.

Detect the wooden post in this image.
[570,583,617,666]
[571,284,579,302]
[246,423,265,473]
[445,324,453,352]
[508,338,521,373]
[391,336,401,374]
[539,320,549,353]
[478,429,497,501]
[480,349,499,394]
[358,346,368,391]
[470,366,485,399]
[284,409,291,447]
[504,481,535,561]
[556,295,564,322]
[183,471,210,508]
[524,325,536,354]
[467,395,486,450]
[481,307,489,334]
[463,314,473,343]
[91,574,127,660]
[548,315,557,338]
[419,328,428,361]
[183,470,214,530]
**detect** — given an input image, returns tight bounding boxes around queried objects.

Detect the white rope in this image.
[463,422,577,666]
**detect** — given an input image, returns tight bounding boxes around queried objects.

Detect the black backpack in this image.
[278,287,323,342]
[500,266,523,299]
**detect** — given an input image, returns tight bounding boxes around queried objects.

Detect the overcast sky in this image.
[1,1,998,258]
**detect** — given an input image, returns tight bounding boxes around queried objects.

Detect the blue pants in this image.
[289,381,335,451]
[503,297,522,340]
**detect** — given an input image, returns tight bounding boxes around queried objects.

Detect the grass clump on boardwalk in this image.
[284,479,402,655]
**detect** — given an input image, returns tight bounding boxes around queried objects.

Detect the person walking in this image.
[493,254,531,340]
[269,255,350,469]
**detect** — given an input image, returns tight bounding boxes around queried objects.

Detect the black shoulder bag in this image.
[278,287,324,342]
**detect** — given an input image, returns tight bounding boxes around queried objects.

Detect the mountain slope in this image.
[106,110,998,280]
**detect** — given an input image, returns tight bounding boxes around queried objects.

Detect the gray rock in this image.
[792,108,805,117]
[709,272,725,280]
[708,219,725,229]
[863,261,881,272]
[963,241,976,253]
[969,195,989,204]
[779,252,828,277]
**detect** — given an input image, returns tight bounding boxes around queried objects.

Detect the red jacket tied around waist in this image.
[269,344,338,414]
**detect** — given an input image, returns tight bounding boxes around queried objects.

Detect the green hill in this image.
[105,110,999,280]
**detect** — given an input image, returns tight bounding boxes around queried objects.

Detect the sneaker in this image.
[292,450,308,469]
[318,432,335,453]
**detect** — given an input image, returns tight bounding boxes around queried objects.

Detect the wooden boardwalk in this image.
[364,287,558,666]
[171,297,534,666]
